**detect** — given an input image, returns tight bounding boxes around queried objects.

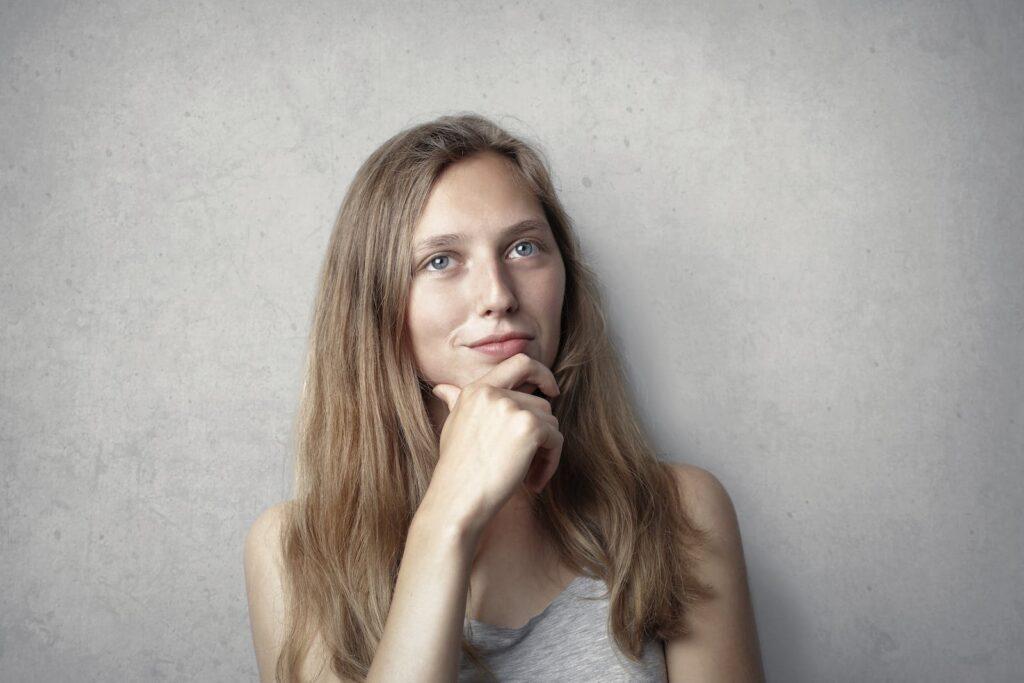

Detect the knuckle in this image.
[514,411,539,432]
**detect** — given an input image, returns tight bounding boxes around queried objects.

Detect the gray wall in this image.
[2,1,1021,680]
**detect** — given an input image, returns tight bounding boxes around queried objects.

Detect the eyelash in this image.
[419,239,544,274]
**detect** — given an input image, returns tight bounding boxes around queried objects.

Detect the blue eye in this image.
[513,241,536,257]
[425,254,451,272]
[422,239,541,273]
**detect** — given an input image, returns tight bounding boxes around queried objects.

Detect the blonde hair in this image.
[275,113,714,681]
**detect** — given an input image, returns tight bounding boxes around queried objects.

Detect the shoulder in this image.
[244,501,292,591]
[245,501,292,559]
[243,501,292,682]
[661,462,766,681]
[246,501,290,548]
[662,462,750,605]
[664,461,740,542]
[243,501,347,683]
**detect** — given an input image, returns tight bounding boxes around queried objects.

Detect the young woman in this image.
[244,113,765,682]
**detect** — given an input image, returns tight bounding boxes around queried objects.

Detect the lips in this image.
[467,331,534,348]
[469,337,531,359]
[468,331,532,350]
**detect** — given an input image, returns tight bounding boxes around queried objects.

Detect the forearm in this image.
[366,505,477,682]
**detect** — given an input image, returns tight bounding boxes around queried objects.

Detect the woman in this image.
[244,113,765,682]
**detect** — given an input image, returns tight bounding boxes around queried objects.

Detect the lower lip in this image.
[469,338,531,358]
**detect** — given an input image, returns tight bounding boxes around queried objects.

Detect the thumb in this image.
[430,383,460,410]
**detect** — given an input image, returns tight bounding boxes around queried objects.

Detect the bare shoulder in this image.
[243,501,349,683]
[243,501,293,683]
[244,501,293,604]
[246,501,292,556]
[664,461,740,539]
[662,461,766,681]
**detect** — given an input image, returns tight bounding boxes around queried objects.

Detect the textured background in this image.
[2,0,1022,680]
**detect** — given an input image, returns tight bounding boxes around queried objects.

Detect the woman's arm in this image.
[663,463,766,682]
[364,500,477,681]
[244,500,478,683]
[245,356,560,680]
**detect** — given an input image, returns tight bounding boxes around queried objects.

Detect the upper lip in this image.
[467,330,534,348]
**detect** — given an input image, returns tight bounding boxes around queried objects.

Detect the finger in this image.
[526,431,562,493]
[487,353,560,399]
[537,429,563,489]
[526,451,559,494]
[513,381,538,396]
[501,389,557,415]
[537,450,561,492]
[431,383,461,410]
[538,420,564,452]
[523,453,546,493]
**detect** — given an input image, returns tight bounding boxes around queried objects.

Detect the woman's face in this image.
[406,151,566,413]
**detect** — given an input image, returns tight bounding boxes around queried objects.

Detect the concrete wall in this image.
[2,1,1021,680]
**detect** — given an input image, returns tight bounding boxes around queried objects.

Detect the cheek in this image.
[406,286,457,347]
[537,267,566,315]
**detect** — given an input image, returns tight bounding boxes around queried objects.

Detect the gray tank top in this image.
[458,574,668,681]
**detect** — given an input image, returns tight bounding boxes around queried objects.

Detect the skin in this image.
[405,151,565,429]
[242,465,766,681]
[404,150,577,627]
[243,149,765,681]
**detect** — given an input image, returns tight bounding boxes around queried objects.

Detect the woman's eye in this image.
[512,241,537,258]
[424,254,451,272]
[422,239,541,273]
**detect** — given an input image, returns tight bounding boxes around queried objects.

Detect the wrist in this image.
[412,494,482,551]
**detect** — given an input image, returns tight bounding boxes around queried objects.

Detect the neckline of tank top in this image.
[464,574,604,635]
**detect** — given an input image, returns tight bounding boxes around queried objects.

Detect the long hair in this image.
[275,112,715,681]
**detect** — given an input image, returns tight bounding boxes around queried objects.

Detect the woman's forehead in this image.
[413,193,544,247]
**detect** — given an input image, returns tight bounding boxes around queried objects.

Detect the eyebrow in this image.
[412,219,550,257]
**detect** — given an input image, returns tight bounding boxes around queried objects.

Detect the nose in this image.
[474,258,519,316]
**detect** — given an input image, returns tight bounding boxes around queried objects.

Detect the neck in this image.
[465,489,567,621]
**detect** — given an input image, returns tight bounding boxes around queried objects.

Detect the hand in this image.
[421,353,563,539]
